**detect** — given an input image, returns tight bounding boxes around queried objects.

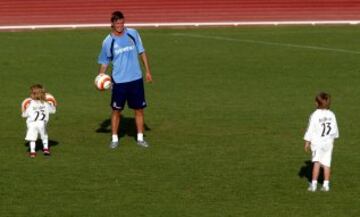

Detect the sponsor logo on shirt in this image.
[318,117,332,123]
[32,105,46,111]
[114,45,135,55]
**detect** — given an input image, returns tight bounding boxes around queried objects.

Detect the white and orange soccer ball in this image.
[95,74,112,91]
[45,93,57,106]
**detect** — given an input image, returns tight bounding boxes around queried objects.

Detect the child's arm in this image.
[332,114,339,139]
[304,119,314,140]
[21,108,29,118]
[49,104,56,114]
[50,105,56,114]
[304,141,311,153]
[303,113,314,153]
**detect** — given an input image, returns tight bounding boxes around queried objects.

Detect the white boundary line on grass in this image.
[1,20,360,30]
[172,33,360,55]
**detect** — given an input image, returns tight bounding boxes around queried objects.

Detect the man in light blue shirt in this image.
[98,11,153,148]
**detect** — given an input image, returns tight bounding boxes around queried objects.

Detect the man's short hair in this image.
[111,11,125,22]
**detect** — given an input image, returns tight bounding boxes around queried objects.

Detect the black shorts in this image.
[110,78,147,111]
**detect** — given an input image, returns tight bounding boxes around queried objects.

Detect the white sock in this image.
[112,134,118,142]
[137,133,144,142]
[30,141,36,153]
[323,180,329,187]
[311,180,317,187]
[43,139,49,150]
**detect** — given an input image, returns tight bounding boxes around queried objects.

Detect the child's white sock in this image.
[30,141,36,153]
[43,139,49,150]
[137,133,144,142]
[323,180,329,187]
[112,134,118,142]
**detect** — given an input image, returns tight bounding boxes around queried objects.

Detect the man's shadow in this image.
[96,115,151,140]
[24,140,59,152]
[298,160,324,184]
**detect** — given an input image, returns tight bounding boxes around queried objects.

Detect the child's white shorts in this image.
[25,122,48,141]
[311,143,334,167]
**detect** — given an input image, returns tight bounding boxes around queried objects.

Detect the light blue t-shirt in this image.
[98,28,145,83]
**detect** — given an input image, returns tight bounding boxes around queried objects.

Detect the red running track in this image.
[0,0,360,26]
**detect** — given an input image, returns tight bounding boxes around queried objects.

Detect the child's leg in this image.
[29,141,36,153]
[310,162,321,190]
[42,135,49,150]
[39,125,51,155]
[323,166,331,181]
[41,134,50,155]
[322,144,333,191]
[25,124,37,153]
[28,141,37,158]
[321,143,333,191]
[312,162,321,181]
[39,124,49,150]
[323,166,331,188]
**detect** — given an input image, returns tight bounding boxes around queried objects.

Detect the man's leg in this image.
[134,109,148,147]
[134,109,144,135]
[110,110,121,148]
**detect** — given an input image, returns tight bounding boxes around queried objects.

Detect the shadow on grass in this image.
[96,115,151,141]
[24,139,59,152]
[298,160,324,184]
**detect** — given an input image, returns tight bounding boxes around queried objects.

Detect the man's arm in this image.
[98,64,108,75]
[140,52,152,82]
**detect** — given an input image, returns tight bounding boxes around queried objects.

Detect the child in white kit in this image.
[304,92,339,192]
[22,84,56,158]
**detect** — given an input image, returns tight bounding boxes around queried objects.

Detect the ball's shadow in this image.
[298,160,324,184]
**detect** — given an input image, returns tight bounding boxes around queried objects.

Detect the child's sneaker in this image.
[320,186,330,192]
[43,148,51,156]
[29,152,36,158]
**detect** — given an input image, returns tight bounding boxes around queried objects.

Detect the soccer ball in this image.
[95,74,112,90]
[21,97,32,112]
[46,93,57,106]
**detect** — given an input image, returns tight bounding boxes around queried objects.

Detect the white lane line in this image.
[1,20,360,30]
[172,33,360,55]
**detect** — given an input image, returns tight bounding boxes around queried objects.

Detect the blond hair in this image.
[30,84,46,102]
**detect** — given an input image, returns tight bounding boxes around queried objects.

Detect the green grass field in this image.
[0,26,360,217]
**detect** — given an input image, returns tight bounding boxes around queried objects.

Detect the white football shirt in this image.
[304,109,339,145]
[22,100,56,124]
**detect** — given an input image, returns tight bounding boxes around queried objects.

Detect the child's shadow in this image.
[24,139,59,151]
[298,160,324,184]
[96,115,151,140]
